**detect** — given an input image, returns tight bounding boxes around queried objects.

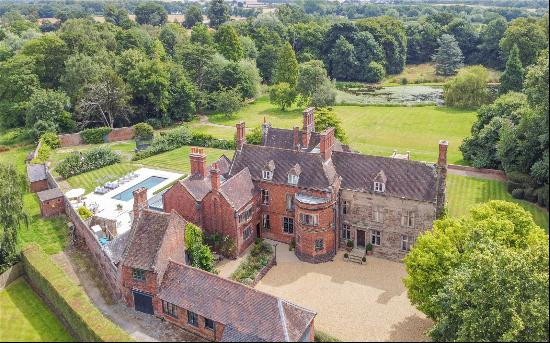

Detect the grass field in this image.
[65,163,138,193]
[204,97,475,164]
[447,174,548,231]
[139,146,234,174]
[0,278,73,342]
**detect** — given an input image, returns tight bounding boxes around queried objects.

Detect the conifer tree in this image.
[273,42,299,87]
[433,34,464,76]
[499,44,524,95]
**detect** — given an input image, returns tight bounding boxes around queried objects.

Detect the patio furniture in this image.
[94,186,108,194]
[105,181,119,189]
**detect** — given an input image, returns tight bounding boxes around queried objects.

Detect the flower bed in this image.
[231,239,274,286]
[54,147,121,179]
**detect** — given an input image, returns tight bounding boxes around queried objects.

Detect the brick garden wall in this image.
[59,127,135,148]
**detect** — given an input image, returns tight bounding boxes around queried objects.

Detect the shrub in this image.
[40,132,61,149]
[231,240,273,285]
[535,185,549,208]
[511,188,525,199]
[81,127,112,144]
[21,244,132,342]
[133,126,192,160]
[245,126,262,145]
[133,123,154,140]
[185,223,217,273]
[191,131,235,150]
[31,143,52,164]
[315,331,341,342]
[78,206,93,220]
[347,240,354,248]
[401,78,408,85]
[364,61,385,83]
[507,171,535,188]
[362,256,367,263]
[55,147,121,179]
[344,253,349,259]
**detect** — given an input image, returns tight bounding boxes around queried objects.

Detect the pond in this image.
[336,84,444,105]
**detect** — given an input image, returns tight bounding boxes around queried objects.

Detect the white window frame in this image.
[238,206,253,224]
[262,214,270,231]
[341,223,351,240]
[374,181,385,193]
[300,213,319,226]
[243,226,252,240]
[371,230,381,246]
[401,210,415,228]
[288,174,299,185]
[373,207,384,223]
[262,170,273,180]
[261,189,269,205]
[401,235,415,251]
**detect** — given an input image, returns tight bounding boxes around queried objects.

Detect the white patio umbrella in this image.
[65,188,85,199]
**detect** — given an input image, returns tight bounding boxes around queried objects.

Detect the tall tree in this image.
[25,88,74,137]
[314,107,347,143]
[184,4,203,29]
[477,17,507,70]
[500,17,548,67]
[433,34,463,76]
[214,24,244,62]
[207,0,229,29]
[104,4,133,29]
[0,164,26,272]
[444,18,479,65]
[20,33,69,88]
[190,23,213,46]
[499,45,524,95]
[328,37,358,81]
[273,42,299,87]
[296,60,335,107]
[135,1,168,26]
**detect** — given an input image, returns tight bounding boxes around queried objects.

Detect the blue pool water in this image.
[111,176,167,201]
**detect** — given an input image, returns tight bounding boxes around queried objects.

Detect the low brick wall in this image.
[250,253,276,287]
[0,263,24,290]
[59,127,135,148]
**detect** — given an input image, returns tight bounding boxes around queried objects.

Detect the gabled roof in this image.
[27,163,47,182]
[179,155,231,202]
[159,261,316,342]
[219,167,256,210]
[332,151,437,202]
[121,210,184,271]
[229,144,338,191]
[36,188,63,201]
[263,127,351,153]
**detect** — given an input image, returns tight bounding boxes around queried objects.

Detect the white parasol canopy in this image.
[65,188,85,199]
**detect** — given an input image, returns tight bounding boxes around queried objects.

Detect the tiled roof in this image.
[180,156,231,201]
[159,261,316,342]
[332,151,438,202]
[104,230,131,265]
[121,210,181,270]
[27,163,47,182]
[263,127,351,152]
[229,144,338,191]
[219,167,256,210]
[36,188,63,201]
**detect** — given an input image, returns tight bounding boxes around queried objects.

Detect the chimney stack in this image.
[190,147,207,178]
[236,122,246,150]
[320,127,335,161]
[210,162,220,191]
[438,140,448,168]
[302,107,315,147]
[133,188,148,222]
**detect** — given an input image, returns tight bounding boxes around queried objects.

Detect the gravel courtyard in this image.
[255,245,432,342]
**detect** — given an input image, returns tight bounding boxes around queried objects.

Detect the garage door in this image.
[133,291,154,315]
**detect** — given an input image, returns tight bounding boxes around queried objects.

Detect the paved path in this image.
[255,245,432,342]
[198,115,232,128]
[53,246,204,342]
[447,165,507,181]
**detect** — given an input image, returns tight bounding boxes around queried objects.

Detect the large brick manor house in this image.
[164,108,448,262]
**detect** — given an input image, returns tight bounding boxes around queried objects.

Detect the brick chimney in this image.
[293,126,300,150]
[210,162,220,191]
[435,140,449,219]
[302,107,315,147]
[236,122,246,150]
[190,147,207,178]
[319,127,335,161]
[438,140,448,168]
[133,187,148,222]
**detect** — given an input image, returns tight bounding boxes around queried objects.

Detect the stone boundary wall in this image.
[59,127,135,148]
[448,164,507,179]
[0,263,24,290]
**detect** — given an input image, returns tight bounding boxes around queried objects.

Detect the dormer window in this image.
[373,170,387,193]
[262,170,273,180]
[374,181,385,193]
[288,174,299,185]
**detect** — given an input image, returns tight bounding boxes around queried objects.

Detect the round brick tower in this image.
[294,192,336,263]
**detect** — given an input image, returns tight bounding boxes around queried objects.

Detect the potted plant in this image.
[344,252,349,260]
[346,239,354,252]
[366,243,373,256]
[362,256,367,264]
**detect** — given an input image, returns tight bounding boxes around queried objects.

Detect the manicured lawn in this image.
[204,97,475,164]
[0,278,73,342]
[49,140,137,169]
[189,121,234,140]
[139,146,234,174]
[65,162,138,193]
[447,174,549,231]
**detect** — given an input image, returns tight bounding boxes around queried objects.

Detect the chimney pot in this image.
[438,140,448,167]
[320,127,335,161]
[189,147,207,178]
[211,162,221,191]
[133,187,148,222]
[236,122,246,150]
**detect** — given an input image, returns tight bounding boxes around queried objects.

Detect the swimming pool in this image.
[111,176,167,201]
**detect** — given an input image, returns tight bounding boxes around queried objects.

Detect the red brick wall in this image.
[162,305,225,341]
[155,214,187,282]
[163,183,202,227]
[40,197,65,217]
[59,133,82,147]
[30,179,49,193]
[294,199,336,263]
[121,266,161,313]
[106,127,135,142]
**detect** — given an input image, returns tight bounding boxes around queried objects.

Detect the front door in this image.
[256,223,261,239]
[133,291,154,315]
[357,229,366,248]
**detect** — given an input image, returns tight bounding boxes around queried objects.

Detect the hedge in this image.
[55,147,121,179]
[190,131,235,150]
[81,127,113,145]
[21,244,132,342]
[133,126,192,160]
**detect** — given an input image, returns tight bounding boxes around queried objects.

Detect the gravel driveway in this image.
[255,246,432,342]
